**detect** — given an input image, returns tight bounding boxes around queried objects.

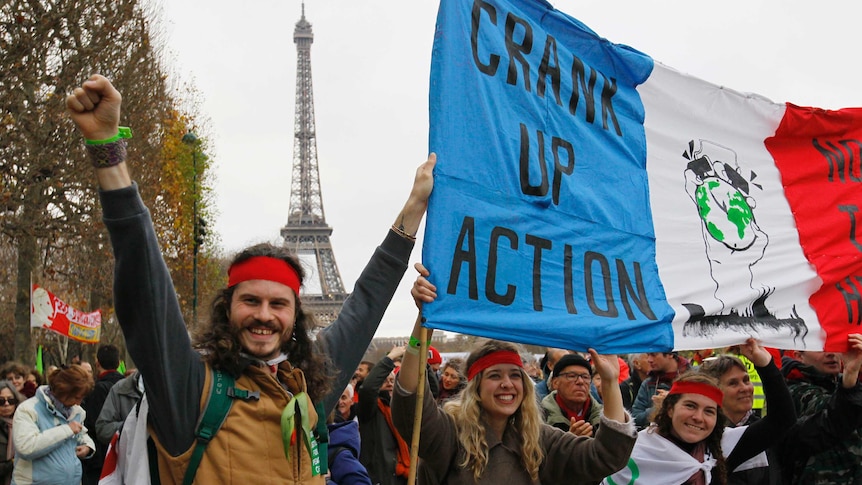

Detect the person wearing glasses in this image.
[542,354,602,437]
[0,380,25,485]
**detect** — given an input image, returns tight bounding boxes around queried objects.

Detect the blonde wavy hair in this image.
[442,340,544,481]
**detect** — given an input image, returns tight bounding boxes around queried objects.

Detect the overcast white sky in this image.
[159,0,862,338]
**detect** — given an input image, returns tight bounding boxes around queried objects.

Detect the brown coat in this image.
[391,381,636,485]
[152,364,325,485]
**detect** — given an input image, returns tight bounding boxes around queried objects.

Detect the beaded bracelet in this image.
[391,224,417,242]
[85,127,132,169]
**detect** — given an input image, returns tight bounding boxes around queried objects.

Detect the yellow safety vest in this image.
[736,354,765,412]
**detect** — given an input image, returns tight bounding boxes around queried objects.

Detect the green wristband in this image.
[408,336,431,348]
[85,126,133,145]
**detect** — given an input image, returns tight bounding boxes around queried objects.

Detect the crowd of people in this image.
[0,75,854,485]
[3,331,861,485]
[0,348,140,485]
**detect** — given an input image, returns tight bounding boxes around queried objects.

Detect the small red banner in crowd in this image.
[30,284,101,344]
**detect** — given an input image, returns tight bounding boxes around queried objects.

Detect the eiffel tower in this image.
[281,4,348,326]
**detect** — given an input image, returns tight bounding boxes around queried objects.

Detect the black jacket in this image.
[357,356,405,485]
[81,370,124,470]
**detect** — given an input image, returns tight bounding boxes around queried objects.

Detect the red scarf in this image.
[555,392,590,423]
[377,399,411,478]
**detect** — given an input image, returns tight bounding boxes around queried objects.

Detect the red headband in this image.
[228,256,301,296]
[668,381,724,407]
[467,350,523,381]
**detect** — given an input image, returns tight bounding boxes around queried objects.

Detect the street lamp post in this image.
[181,130,199,325]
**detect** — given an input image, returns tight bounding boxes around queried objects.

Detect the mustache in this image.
[228,320,278,339]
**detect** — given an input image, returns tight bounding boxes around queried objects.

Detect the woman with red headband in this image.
[392,265,637,484]
[604,339,795,485]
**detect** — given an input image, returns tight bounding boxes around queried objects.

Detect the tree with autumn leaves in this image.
[0,0,222,365]
[158,108,221,333]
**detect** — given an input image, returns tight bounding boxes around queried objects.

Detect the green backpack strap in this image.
[314,401,329,475]
[182,369,236,485]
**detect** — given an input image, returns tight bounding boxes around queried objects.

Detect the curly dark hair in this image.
[193,243,333,403]
[653,371,728,485]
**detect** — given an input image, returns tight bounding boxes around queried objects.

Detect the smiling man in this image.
[541,354,602,437]
[67,74,434,484]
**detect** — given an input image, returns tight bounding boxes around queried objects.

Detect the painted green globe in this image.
[695,179,756,250]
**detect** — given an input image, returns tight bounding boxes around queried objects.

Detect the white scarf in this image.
[603,426,764,485]
[240,352,289,371]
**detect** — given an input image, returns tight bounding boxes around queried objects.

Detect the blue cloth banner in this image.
[422,0,674,352]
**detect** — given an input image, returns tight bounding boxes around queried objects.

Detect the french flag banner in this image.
[421,0,862,352]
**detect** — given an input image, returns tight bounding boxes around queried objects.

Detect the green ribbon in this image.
[280,392,321,476]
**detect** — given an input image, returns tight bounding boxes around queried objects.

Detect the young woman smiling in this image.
[605,339,795,485]
[392,265,636,484]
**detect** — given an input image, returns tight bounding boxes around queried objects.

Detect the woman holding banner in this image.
[392,264,636,484]
[603,339,795,485]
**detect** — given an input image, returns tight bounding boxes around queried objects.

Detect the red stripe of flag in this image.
[765,104,862,351]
